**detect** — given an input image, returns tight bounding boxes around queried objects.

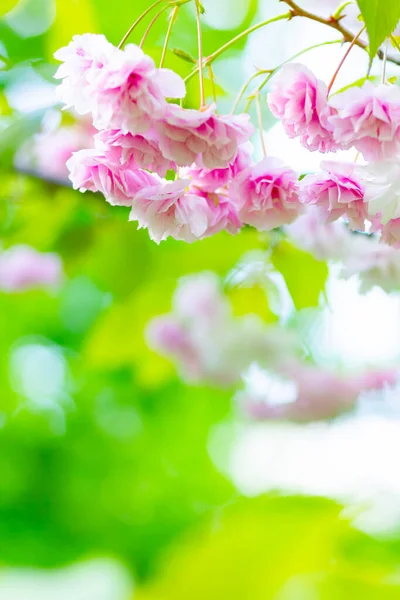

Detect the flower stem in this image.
[327,24,366,93]
[231,70,272,114]
[195,0,205,107]
[118,0,165,49]
[255,91,267,157]
[242,38,342,113]
[184,12,291,84]
[281,0,400,66]
[208,12,292,65]
[208,64,217,104]
[160,5,179,67]
[381,39,389,83]
[140,4,171,49]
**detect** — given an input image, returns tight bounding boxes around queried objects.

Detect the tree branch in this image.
[281,0,400,67]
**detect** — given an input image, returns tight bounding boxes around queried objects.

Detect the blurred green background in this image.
[1,0,400,598]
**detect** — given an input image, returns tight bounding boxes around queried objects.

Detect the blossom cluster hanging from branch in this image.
[54,0,400,247]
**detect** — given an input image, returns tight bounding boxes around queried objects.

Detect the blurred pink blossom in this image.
[146,316,205,380]
[360,160,400,225]
[0,245,63,292]
[33,121,95,181]
[343,233,400,293]
[146,273,296,385]
[239,362,398,422]
[268,63,339,152]
[381,218,400,248]
[287,207,352,261]
[229,157,302,230]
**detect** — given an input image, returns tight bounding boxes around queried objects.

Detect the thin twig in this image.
[281,0,400,66]
[118,0,165,49]
[195,0,205,107]
[255,91,267,157]
[160,5,179,67]
[208,64,217,104]
[327,24,366,93]
[184,12,291,84]
[381,39,389,84]
[231,70,271,114]
[139,5,170,49]
[242,39,343,113]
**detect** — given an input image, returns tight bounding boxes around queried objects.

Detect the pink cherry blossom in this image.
[146,316,205,380]
[90,43,185,133]
[268,63,339,153]
[173,272,230,323]
[129,179,241,243]
[32,120,95,182]
[381,218,400,248]
[155,104,254,169]
[146,273,297,386]
[239,362,397,423]
[183,143,252,192]
[287,207,352,261]
[54,33,118,114]
[300,161,367,230]
[67,148,158,206]
[0,245,63,292]
[229,157,301,230]
[94,129,176,176]
[329,82,400,161]
[341,233,400,293]
[359,160,400,224]
[355,369,399,392]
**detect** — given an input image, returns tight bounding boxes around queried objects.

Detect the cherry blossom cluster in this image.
[146,271,398,420]
[146,272,296,385]
[0,245,63,292]
[55,34,304,243]
[287,208,400,294]
[53,34,400,250]
[269,64,400,248]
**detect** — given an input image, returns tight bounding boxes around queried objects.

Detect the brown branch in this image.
[281,0,400,67]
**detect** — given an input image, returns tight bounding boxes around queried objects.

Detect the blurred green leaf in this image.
[135,495,400,600]
[271,240,328,310]
[0,110,44,167]
[0,0,19,16]
[47,0,99,58]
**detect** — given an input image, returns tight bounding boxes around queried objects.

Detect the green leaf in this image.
[271,240,328,310]
[0,0,19,16]
[332,75,378,96]
[356,0,400,58]
[135,495,400,600]
[0,110,45,167]
[47,0,99,58]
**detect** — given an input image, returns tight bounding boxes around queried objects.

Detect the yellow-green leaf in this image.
[356,0,400,59]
